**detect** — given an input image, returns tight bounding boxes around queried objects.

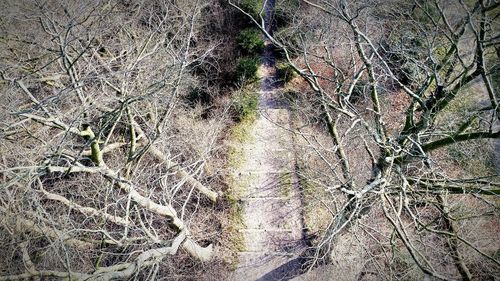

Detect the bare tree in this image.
[229,0,499,279]
[0,0,231,279]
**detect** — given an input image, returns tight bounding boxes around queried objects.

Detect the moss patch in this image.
[225,110,257,268]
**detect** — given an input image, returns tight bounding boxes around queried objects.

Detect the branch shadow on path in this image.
[256,253,307,281]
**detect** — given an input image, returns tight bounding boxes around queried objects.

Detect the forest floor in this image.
[230,41,306,281]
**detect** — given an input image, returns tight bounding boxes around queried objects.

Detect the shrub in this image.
[239,0,264,19]
[276,62,295,83]
[232,90,259,121]
[236,57,259,82]
[237,28,264,55]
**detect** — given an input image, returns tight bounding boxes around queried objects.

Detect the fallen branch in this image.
[148,145,218,202]
[0,231,205,280]
[39,187,130,226]
[44,165,214,261]
[1,208,95,249]
[133,122,219,202]
[91,231,187,280]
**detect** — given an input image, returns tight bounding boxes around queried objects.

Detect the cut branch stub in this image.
[80,125,104,166]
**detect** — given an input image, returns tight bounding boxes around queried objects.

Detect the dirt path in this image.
[230,2,306,279]
[230,34,306,280]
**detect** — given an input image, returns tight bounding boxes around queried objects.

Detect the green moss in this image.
[433,45,449,62]
[227,193,246,251]
[225,111,258,267]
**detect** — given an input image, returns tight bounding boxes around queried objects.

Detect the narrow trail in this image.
[231,1,306,280]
